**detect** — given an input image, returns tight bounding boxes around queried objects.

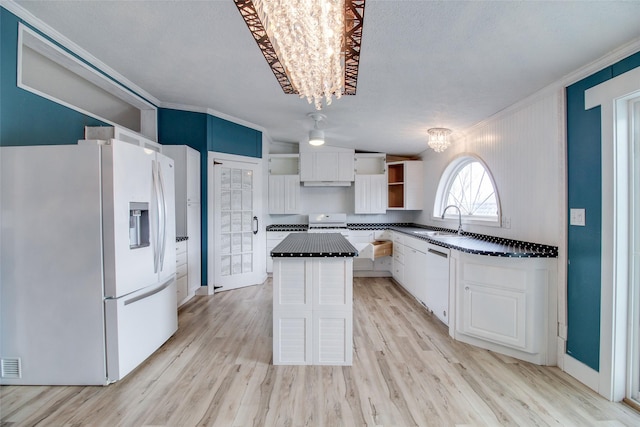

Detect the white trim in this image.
[16,23,158,140]
[432,153,502,227]
[564,353,600,393]
[160,102,267,135]
[584,65,640,401]
[1,0,160,107]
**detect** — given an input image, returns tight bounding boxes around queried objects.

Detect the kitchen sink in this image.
[413,230,458,237]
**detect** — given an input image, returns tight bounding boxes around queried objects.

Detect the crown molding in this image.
[1,0,161,106]
[464,36,640,137]
[160,102,266,134]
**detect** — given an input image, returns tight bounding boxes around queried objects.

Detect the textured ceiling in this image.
[12,0,640,155]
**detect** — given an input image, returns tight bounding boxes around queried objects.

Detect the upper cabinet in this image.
[387,160,423,210]
[354,153,387,214]
[85,125,162,152]
[299,145,355,186]
[268,154,301,214]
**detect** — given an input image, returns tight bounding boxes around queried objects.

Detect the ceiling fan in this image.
[307,113,326,146]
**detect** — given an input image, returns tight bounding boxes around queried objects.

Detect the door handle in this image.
[253,216,259,235]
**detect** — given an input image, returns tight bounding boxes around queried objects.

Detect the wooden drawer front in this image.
[372,240,392,258]
[176,251,187,267]
[176,262,188,279]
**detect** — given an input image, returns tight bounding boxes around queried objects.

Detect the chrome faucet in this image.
[442,205,463,235]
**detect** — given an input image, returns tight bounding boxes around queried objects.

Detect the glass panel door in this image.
[213,158,263,291]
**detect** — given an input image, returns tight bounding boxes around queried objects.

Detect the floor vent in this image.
[1,357,22,379]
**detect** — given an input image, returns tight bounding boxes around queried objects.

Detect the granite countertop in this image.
[266,223,558,259]
[271,233,358,258]
[176,236,189,242]
[389,226,558,258]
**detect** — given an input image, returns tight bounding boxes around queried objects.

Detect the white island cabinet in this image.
[271,233,357,365]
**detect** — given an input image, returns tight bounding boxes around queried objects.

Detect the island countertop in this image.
[271,233,358,258]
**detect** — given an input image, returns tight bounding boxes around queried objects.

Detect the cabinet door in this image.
[405,247,427,300]
[187,202,201,292]
[425,246,450,325]
[186,148,200,203]
[313,310,352,365]
[369,174,387,214]
[315,152,339,181]
[268,175,285,214]
[337,152,355,182]
[283,175,300,214]
[354,175,370,213]
[299,152,315,182]
[273,310,312,365]
[460,282,527,349]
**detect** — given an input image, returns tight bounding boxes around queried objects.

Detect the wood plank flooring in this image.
[2,277,640,426]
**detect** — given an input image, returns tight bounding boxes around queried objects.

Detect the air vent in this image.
[1,357,22,379]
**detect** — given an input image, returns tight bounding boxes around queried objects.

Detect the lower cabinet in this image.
[392,233,405,284]
[404,238,428,300]
[424,245,450,325]
[453,251,557,365]
[266,232,293,273]
[176,240,188,305]
[272,257,353,365]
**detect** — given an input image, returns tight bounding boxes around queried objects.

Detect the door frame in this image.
[581,66,640,401]
[206,151,266,295]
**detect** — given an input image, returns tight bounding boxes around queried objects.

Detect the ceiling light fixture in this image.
[308,113,326,146]
[427,128,453,153]
[234,0,365,110]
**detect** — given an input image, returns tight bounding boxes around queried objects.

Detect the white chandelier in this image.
[253,0,345,110]
[427,128,453,153]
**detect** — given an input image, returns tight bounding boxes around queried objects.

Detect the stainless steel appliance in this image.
[0,139,177,385]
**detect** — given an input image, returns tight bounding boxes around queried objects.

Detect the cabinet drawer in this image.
[176,240,187,255]
[176,262,188,279]
[176,251,187,266]
[392,233,404,245]
[404,236,428,253]
[393,250,405,265]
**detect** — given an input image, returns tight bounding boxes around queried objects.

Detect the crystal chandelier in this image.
[427,128,453,153]
[234,0,365,110]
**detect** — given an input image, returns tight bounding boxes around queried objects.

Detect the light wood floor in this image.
[2,277,640,426]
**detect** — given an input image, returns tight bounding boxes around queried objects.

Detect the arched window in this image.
[433,155,501,225]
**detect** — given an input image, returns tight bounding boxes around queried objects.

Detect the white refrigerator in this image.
[0,139,177,385]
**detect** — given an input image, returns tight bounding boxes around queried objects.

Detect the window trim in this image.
[432,154,502,227]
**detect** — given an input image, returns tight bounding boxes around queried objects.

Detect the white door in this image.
[210,154,264,291]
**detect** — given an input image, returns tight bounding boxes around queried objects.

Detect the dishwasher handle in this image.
[428,248,448,259]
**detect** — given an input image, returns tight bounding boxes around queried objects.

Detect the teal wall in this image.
[566,51,640,371]
[0,8,107,146]
[2,5,262,288]
[158,108,262,285]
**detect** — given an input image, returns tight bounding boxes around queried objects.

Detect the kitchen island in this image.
[271,233,357,365]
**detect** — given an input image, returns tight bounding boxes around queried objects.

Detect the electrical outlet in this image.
[570,208,586,226]
[502,216,511,229]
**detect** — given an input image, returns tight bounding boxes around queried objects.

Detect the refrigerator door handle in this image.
[157,161,167,272]
[152,161,160,273]
[123,278,174,306]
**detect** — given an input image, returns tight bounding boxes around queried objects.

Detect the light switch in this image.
[570,208,586,226]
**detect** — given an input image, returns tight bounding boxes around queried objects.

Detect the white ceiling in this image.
[13,0,640,154]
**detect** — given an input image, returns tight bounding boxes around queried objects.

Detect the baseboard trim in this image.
[563,353,599,393]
